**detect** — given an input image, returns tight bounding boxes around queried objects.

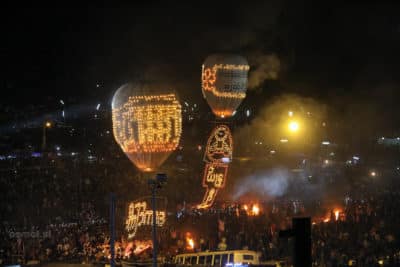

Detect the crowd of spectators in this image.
[0,201,108,265]
[1,152,400,267]
[311,187,400,266]
[170,188,400,267]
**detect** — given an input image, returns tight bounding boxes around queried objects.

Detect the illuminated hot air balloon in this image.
[202,54,249,118]
[112,83,182,172]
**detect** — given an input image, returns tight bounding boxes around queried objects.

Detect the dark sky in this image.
[2,2,400,131]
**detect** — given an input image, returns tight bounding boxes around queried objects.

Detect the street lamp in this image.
[42,121,52,151]
[288,121,299,133]
[148,173,167,267]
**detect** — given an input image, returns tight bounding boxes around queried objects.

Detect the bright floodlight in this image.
[288,121,299,132]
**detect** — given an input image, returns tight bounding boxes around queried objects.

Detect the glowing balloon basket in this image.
[112,84,182,172]
[197,54,249,209]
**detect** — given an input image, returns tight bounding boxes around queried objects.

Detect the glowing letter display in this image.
[203,163,228,188]
[204,125,233,163]
[125,201,166,239]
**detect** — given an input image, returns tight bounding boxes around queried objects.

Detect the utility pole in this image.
[148,173,167,267]
[42,121,52,151]
[110,193,116,267]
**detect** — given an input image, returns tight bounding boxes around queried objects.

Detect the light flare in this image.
[288,121,299,132]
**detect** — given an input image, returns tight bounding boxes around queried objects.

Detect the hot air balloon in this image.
[112,83,182,172]
[201,54,249,118]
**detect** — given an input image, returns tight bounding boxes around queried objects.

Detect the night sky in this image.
[2,2,400,234]
[2,2,400,132]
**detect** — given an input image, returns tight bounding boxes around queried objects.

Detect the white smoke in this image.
[233,168,290,200]
[248,53,281,89]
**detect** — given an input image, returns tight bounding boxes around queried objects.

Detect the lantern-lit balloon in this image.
[112,83,182,172]
[202,54,249,118]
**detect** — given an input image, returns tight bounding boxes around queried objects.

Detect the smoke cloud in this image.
[248,53,281,89]
[234,94,328,155]
[233,168,290,200]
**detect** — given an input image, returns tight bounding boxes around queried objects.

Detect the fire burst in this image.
[185,232,195,250]
[334,210,340,221]
[251,204,260,216]
[187,238,194,250]
[241,204,260,216]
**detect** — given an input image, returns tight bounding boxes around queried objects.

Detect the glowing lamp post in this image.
[42,121,52,151]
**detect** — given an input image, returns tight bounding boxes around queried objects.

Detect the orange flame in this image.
[252,204,260,216]
[185,232,195,250]
[187,238,194,250]
[334,210,340,221]
[241,204,261,216]
[124,240,152,257]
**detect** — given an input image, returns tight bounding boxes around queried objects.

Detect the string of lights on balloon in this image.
[112,89,182,172]
[197,55,250,209]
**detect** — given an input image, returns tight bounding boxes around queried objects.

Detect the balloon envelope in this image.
[112,83,182,172]
[202,54,249,118]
